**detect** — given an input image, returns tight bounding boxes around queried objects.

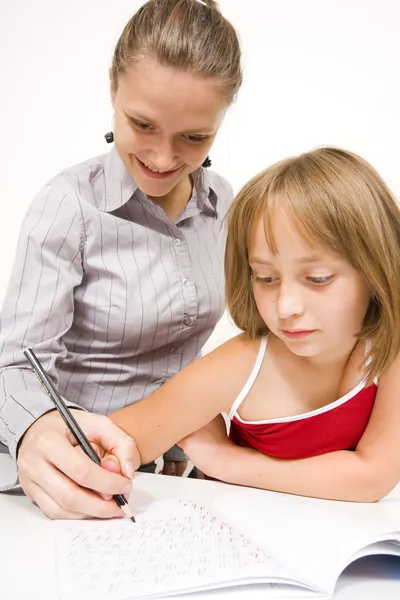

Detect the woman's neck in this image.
[148,175,193,222]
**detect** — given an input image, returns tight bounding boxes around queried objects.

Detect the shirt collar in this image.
[99,147,218,218]
[192,169,219,218]
[99,147,138,212]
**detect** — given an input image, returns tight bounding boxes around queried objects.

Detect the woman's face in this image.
[111,57,227,198]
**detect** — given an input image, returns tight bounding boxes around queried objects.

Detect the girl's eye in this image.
[132,119,151,130]
[307,275,334,286]
[184,134,209,143]
[254,276,278,285]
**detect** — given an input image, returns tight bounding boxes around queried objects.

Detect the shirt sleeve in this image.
[0,184,85,483]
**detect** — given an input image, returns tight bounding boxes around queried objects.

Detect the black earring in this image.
[202,156,212,168]
[104,131,114,144]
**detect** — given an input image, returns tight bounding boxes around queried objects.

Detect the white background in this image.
[1,0,400,350]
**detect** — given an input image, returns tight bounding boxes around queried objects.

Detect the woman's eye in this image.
[307,275,334,285]
[132,119,151,130]
[184,134,208,143]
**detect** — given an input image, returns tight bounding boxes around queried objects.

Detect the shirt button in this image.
[184,317,193,327]
[171,347,177,353]
[182,278,189,286]
[174,238,181,246]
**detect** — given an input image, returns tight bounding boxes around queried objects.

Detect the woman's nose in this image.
[149,140,178,171]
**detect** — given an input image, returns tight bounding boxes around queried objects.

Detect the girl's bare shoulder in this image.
[204,332,262,363]
[202,333,261,382]
[198,334,264,408]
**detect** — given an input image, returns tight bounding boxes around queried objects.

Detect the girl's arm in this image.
[108,335,253,465]
[182,354,400,502]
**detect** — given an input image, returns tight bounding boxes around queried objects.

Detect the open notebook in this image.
[54,487,400,600]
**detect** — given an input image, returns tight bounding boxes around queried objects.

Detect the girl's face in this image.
[111,58,227,199]
[249,215,371,362]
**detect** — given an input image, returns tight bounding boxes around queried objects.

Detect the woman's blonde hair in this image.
[111,0,242,104]
[225,147,400,384]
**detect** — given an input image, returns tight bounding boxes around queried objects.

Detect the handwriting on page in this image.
[54,499,282,600]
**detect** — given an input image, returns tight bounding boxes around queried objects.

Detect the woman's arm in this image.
[109,335,254,465]
[182,354,400,502]
[0,186,84,460]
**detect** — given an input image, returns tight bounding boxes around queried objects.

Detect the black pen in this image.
[23,348,135,523]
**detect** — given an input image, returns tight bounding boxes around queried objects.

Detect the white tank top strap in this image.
[228,336,268,420]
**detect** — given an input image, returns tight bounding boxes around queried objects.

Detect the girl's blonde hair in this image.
[225,147,400,384]
[111,0,242,104]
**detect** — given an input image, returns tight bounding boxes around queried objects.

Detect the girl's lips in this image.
[281,329,316,340]
[136,156,181,179]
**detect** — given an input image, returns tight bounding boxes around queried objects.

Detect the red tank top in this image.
[229,337,377,460]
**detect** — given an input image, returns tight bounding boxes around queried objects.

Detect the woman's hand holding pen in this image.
[17,410,140,520]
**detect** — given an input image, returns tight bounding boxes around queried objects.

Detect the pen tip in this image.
[120,502,135,522]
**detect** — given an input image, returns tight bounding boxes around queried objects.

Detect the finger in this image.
[73,445,115,501]
[27,480,88,520]
[100,454,122,501]
[27,461,126,519]
[66,414,139,479]
[71,441,130,502]
[101,453,121,474]
[44,435,132,496]
[91,442,106,459]
[20,461,100,520]
[102,454,132,499]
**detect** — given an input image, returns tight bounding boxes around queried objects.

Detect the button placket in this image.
[173,226,199,344]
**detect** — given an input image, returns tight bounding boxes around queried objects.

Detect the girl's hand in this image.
[178,415,234,478]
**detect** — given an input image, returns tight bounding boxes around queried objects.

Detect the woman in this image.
[0,0,242,519]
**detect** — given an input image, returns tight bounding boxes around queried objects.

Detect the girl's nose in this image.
[275,283,305,320]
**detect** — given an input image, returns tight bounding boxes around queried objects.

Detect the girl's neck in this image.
[273,334,364,381]
[304,339,360,371]
[265,334,368,412]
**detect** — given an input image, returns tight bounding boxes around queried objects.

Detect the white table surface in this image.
[0,463,399,600]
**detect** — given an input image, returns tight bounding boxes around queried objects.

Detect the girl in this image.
[0,0,242,519]
[110,146,400,502]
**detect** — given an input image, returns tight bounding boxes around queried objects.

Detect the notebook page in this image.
[351,540,400,562]
[213,488,400,595]
[54,499,300,600]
